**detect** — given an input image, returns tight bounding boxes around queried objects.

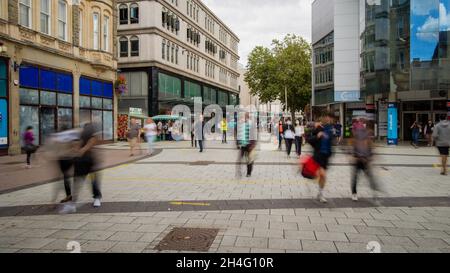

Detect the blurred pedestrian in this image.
[194,115,204,153]
[23,126,38,169]
[157,121,163,140]
[350,119,380,201]
[433,114,450,176]
[127,118,141,156]
[283,118,295,158]
[221,117,228,143]
[424,120,434,147]
[294,120,304,157]
[410,121,421,148]
[334,121,343,145]
[308,113,335,203]
[278,120,284,150]
[191,124,197,148]
[237,113,256,177]
[60,122,102,213]
[144,118,157,155]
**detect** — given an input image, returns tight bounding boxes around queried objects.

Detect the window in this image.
[119,37,128,57]
[130,36,139,57]
[119,4,128,24]
[171,44,174,63]
[175,46,179,64]
[40,0,50,34]
[93,12,99,50]
[130,3,139,24]
[19,0,32,28]
[57,1,67,40]
[103,16,110,52]
[162,39,165,59]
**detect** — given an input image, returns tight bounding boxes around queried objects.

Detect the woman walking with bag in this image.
[23,126,38,169]
[294,120,305,157]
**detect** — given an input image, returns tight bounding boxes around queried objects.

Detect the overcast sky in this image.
[201,0,312,67]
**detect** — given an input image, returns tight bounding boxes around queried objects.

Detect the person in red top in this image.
[278,120,284,150]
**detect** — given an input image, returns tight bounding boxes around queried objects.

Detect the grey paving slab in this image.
[315,231,348,242]
[268,238,301,250]
[77,231,116,241]
[301,240,338,253]
[253,228,284,239]
[81,240,118,252]
[11,238,56,249]
[108,242,149,253]
[235,237,268,249]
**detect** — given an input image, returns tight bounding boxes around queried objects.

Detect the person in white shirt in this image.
[144,118,157,155]
[294,120,305,157]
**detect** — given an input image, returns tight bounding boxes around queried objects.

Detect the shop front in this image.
[19,65,74,145]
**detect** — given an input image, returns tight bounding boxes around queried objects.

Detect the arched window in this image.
[119,4,128,24]
[130,3,139,24]
[130,36,139,56]
[119,37,128,57]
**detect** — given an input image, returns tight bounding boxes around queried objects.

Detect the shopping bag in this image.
[300,155,319,179]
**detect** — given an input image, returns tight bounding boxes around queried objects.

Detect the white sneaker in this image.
[318,193,327,203]
[93,198,101,207]
[59,203,76,214]
[352,194,358,202]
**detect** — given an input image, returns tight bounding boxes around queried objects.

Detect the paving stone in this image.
[241,220,270,229]
[378,235,417,247]
[282,216,310,224]
[18,229,59,238]
[81,215,113,223]
[319,212,347,218]
[106,216,137,224]
[41,239,86,251]
[355,226,389,236]
[212,220,242,228]
[346,233,380,243]
[297,223,328,232]
[309,217,338,224]
[301,240,338,253]
[108,231,144,242]
[370,213,400,221]
[391,221,425,229]
[132,217,164,224]
[82,240,118,252]
[284,230,316,240]
[230,214,257,221]
[336,218,367,226]
[256,215,283,222]
[179,212,208,219]
[108,242,148,253]
[80,222,115,231]
[384,227,421,237]
[49,230,86,240]
[220,236,237,247]
[414,229,450,239]
[270,209,296,216]
[235,237,268,249]
[154,212,183,218]
[315,232,348,242]
[410,238,449,248]
[364,220,395,228]
[138,233,161,243]
[55,221,89,230]
[134,225,168,233]
[107,223,141,232]
[0,248,20,253]
[217,247,251,253]
[269,221,298,231]
[253,228,284,239]
[251,248,285,253]
[223,228,254,237]
[77,231,115,241]
[326,224,358,234]
[420,222,450,231]
[205,213,232,220]
[11,238,56,249]
[0,237,26,247]
[335,242,368,253]
[268,238,301,250]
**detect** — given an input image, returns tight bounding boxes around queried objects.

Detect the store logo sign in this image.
[334,91,360,102]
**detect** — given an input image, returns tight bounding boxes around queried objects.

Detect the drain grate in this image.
[155,227,219,252]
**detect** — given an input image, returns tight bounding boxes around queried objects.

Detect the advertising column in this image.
[0,58,7,152]
[387,103,398,145]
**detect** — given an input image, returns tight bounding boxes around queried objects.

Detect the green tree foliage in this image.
[245,34,311,114]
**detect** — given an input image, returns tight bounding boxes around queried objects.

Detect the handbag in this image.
[300,155,320,179]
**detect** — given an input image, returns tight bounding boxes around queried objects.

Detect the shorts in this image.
[438,146,449,156]
[128,137,138,147]
[314,153,331,170]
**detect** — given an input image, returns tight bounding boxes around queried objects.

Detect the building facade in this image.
[0,0,118,155]
[360,0,449,141]
[312,0,362,138]
[117,0,240,129]
[312,0,450,141]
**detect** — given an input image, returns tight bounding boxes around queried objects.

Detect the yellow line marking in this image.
[170,201,210,206]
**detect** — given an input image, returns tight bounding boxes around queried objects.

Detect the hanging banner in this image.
[378,101,388,137]
[387,103,398,145]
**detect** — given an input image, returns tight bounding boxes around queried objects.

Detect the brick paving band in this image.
[0,196,448,217]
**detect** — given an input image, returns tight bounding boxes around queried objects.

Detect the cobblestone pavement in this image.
[0,138,449,253]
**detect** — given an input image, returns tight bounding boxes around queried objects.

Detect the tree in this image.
[245,34,311,115]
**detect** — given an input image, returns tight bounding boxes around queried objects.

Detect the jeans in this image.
[147,135,155,154]
[295,136,302,155]
[73,156,102,200]
[351,158,378,195]
[278,133,283,149]
[198,140,203,152]
[59,159,73,196]
[222,131,227,143]
[238,146,254,176]
[412,131,419,146]
[285,138,294,156]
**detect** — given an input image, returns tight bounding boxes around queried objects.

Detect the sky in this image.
[201,0,312,67]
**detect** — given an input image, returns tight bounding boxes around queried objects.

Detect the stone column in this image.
[73,72,80,128]
[72,5,80,47]
[8,49,21,155]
